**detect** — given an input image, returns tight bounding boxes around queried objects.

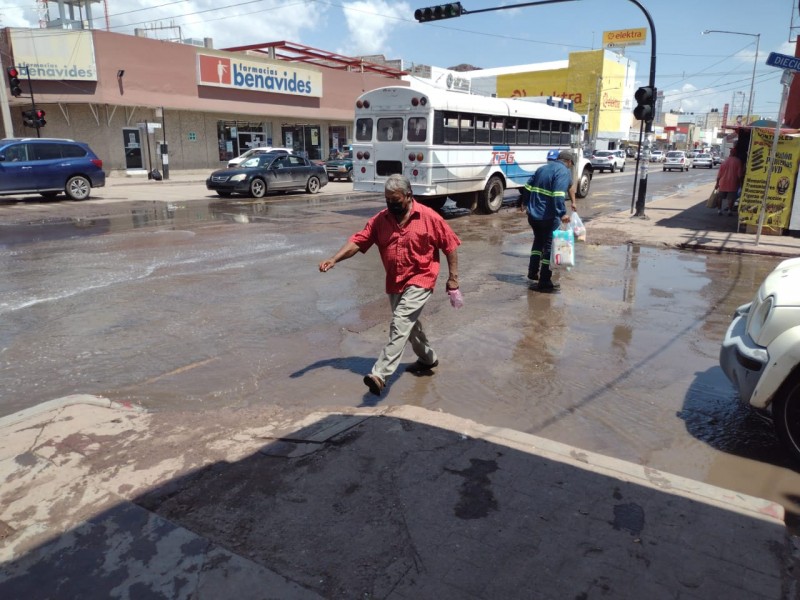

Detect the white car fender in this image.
[750,324,800,409]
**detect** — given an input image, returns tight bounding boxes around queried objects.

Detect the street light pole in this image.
[702,30,760,125]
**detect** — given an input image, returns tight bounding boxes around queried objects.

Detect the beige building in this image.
[1,28,405,174]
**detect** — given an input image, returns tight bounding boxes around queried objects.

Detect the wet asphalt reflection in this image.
[2,189,800,521]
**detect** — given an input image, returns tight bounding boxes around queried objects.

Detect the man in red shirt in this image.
[716,147,745,216]
[319,174,461,396]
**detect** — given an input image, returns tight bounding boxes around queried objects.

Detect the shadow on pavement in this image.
[0,409,794,599]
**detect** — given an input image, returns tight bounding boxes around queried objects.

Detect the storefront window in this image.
[217,121,271,161]
[281,124,322,160]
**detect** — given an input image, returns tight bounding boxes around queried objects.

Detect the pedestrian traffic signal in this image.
[34,109,46,128]
[414,2,465,22]
[6,66,22,97]
[633,86,656,122]
[22,109,35,127]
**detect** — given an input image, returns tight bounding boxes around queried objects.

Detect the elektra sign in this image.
[197,54,322,98]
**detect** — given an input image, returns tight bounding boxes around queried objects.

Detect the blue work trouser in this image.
[528,215,560,284]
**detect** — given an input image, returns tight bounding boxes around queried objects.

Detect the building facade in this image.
[1,28,405,174]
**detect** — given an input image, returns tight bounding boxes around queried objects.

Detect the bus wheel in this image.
[576,169,591,198]
[479,176,504,213]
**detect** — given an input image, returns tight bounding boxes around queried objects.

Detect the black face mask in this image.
[386,201,406,216]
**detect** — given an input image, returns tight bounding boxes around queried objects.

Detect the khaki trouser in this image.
[371,285,436,382]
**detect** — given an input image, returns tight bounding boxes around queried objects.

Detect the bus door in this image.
[374,116,404,178]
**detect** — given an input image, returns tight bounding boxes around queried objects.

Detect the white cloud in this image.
[339,1,411,56]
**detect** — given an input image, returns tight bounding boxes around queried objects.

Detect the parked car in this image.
[207,152,327,198]
[325,146,354,181]
[711,153,722,166]
[663,150,691,172]
[720,257,800,462]
[649,150,664,162]
[227,147,292,168]
[0,137,105,201]
[693,153,714,169]
[589,150,625,173]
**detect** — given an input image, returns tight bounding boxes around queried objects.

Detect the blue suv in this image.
[0,138,106,201]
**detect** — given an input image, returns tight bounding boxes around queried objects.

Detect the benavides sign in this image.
[197,53,322,98]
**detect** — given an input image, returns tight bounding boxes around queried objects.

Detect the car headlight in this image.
[230,174,247,182]
[747,295,774,343]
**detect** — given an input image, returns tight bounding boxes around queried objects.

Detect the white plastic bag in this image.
[550,226,575,269]
[571,212,586,242]
[447,288,464,309]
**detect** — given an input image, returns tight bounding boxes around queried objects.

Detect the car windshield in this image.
[698,154,711,158]
[241,157,261,168]
[594,151,612,157]
[666,152,683,158]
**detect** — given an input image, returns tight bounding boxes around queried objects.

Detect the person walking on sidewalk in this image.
[716,147,744,216]
[318,174,461,396]
[520,149,575,293]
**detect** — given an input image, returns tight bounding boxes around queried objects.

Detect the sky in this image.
[0,0,797,120]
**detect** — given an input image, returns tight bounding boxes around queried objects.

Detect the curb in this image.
[0,394,146,429]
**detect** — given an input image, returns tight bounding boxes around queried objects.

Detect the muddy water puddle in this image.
[2,200,800,521]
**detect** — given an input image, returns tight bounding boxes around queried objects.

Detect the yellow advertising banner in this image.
[738,129,800,230]
[603,28,647,48]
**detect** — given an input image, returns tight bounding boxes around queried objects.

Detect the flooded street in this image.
[3,190,800,523]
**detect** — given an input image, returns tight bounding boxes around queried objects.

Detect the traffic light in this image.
[633,86,656,122]
[414,2,465,22]
[34,109,46,128]
[6,66,22,97]
[22,109,35,127]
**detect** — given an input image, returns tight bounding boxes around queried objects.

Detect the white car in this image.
[663,151,691,171]
[227,147,292,168]
[649,150,664,162]
[589,150,625,173]
[693,153,714,169]
[720,257,800,462]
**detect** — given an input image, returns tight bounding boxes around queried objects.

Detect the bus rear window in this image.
[356,118,373,141]
[408,117,427,142]
[377,118,403,142]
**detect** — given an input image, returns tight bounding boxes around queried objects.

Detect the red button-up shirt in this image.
[350,201,461,294]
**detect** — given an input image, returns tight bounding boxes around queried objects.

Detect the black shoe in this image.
[536,281,561,293]
[363,374,385,396]
[527,272,539,282]
[406,359,439,373]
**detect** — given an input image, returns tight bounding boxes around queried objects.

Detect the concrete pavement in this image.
[2,177,800,598]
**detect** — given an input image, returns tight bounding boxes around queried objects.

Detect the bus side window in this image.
[559,122,571,146]
[356,118,373,141]
[408,117,427,142]
[443,113,459,144]
[506,119,517,145]
[476,116,490,144]
[539,120,551,146]
[517,119,529,145]
[529,119,541,145]
[459,115,474,144]
[490,117,505,144]
[377,118,403,142]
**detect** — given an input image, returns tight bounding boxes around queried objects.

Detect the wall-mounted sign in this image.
[603,28,647,48]
[9,28,97,81]
[197,53,322,98]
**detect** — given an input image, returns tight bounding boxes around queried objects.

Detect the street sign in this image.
[765,52,800,72]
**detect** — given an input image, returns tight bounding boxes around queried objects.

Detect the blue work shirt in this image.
[522,160,572,221]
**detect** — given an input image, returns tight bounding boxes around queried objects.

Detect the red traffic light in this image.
[35,109,45,119]
[6,66,22,97]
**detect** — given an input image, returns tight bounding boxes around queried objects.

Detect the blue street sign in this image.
[765,52,800,72]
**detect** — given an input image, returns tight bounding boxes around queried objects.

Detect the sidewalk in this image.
[1,396,796,599]
[588,182,800,258]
